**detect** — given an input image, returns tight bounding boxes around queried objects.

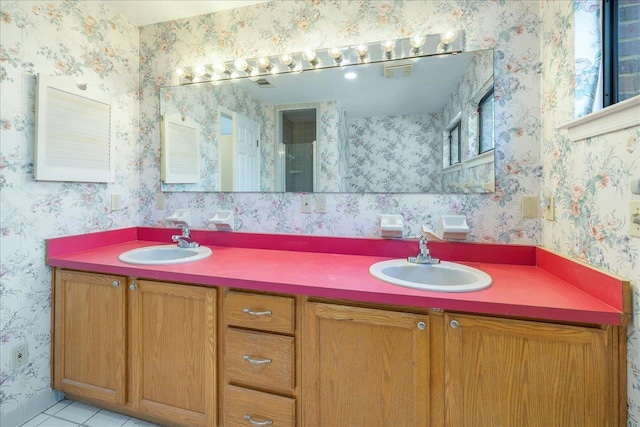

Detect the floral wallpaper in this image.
[348,113,443,193]
[0,0,140,420]
[0,0,638,425]
[541,0,640,424]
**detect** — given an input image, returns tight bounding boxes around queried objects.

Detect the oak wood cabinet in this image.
[52,270,217,427]
[302,302,430,426]
[129,279,217,426]
[443,312,620,427]
[53,269,625,426]
[53,270,127,405]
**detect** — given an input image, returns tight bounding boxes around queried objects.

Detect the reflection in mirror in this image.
[160,40,494,194]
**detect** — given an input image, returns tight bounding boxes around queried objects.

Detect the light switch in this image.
[156,193,165,210]
[543,196,555,221]
[522,195,539,218]
[111,194,122,211]
[630,200,640,237]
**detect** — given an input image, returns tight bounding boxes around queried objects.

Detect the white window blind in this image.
[161,114,200,184]
[35,74,113,182]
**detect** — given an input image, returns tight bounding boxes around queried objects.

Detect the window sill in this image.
[442,164,462,173]
[559,94,640,142]
[463,150,494,168]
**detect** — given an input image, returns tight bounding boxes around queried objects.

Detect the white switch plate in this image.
[111,194,122,211]
[522,195,539,218]
[630,200,640,237]
[315,194,327,213]
[301,194,312,213]
[156,193,165,210]
[543,196,555,221]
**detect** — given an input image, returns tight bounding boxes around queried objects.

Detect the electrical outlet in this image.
[522,195,539,218]
[301,194,313,213]
[156,193,165,210]
[11,343,28,370]
[111,194,122,211]
[315,194,327,213]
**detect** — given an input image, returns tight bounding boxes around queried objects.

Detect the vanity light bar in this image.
[175,30,462,85]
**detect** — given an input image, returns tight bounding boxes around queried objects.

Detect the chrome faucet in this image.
[408,236,440,264]
[171,225,200,248]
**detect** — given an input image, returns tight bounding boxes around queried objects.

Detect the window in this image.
[478,88,494,154]
[602,0,640,106]
[449,121,461,165]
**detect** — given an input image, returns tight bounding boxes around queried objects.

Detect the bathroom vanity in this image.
[48,228,630,427]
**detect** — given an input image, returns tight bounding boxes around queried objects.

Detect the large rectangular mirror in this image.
[160,36,494,194]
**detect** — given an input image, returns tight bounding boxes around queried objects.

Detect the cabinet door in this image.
[53,270,126,405]
[129,280,216,427]
[445,313,613,427]
[302,302,429,426]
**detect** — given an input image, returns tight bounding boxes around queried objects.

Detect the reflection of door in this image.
[285,142,314,192]
[280,108,317,192]
[234,114,260,191]
[219,108,260,191]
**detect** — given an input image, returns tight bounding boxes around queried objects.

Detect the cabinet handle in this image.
[129,283,137,291]
[244,414,273,426]
[112,280,120,288]
[243,308,272,316]
[417,321,426,330]
[450,320,460,329]
[243,355,272,365]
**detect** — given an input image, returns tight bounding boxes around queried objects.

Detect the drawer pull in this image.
[243,308,273,316]
[244,414,273,426]
[243,355,272,365]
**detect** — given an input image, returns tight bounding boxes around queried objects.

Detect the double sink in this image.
[118,244,491,293]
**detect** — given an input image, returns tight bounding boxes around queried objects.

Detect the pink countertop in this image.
[46,227,631,326]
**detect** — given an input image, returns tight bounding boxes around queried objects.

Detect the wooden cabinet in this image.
[221,290,299,427]
[302,302,430,426]
[53,270,625,427]
[52,270,217,427]
[129,279,216,426]
[53,270,127,405]
[443,313,618,427]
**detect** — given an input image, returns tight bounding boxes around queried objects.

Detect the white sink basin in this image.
[369,259,491,292]
[119,245,212,265]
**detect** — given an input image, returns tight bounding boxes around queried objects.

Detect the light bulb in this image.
[280,53,293,66]
[213,62,227,73]
[381,40,396,59]
[329,47,344,65]
[257,57,273,72]
[234,57,249,72]
[193,64,206,76]
[440,30,458,45]
[175,67,184,77]
[410,35,426,48]
[381,40,396,52]
[302,49,316,61]
[303,49,320,67]
[356,44,369,62]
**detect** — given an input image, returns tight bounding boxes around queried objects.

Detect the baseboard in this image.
[0,389,64,427]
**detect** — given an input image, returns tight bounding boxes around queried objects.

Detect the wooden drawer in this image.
[225,291,295,334]
[226,328,295,393]
[225,384,295,427]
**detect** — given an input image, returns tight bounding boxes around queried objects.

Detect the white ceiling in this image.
[102,1,269,26]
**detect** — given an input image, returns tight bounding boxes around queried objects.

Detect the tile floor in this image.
[19,400,161,427]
